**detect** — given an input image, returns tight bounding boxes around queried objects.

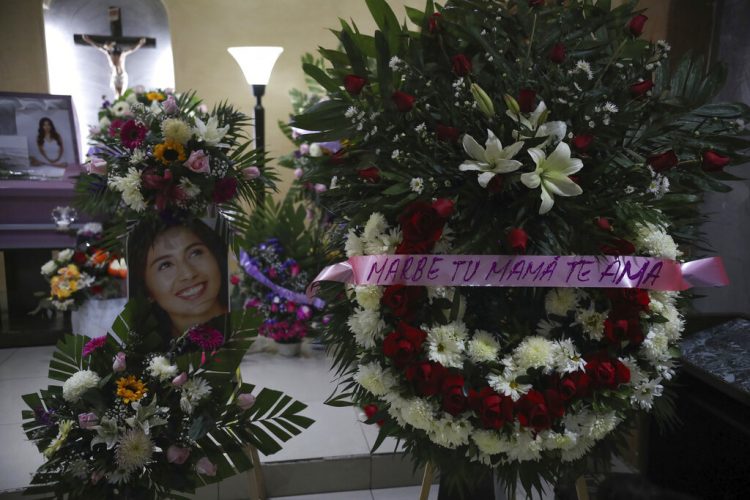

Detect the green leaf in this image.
[302,63,342,94]
[366,0,402,53]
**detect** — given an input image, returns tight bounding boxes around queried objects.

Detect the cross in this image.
[73,6,156,98]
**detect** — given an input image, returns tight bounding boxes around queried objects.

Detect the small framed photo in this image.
[0,92,80,180]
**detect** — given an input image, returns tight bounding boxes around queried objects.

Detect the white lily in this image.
[192,116,230,147]
[520,142,583,214]
[506,100,567,147]
[459,130,524,188]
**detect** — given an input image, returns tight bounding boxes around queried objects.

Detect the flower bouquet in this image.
[22,300,313,498]
[292,0,749,493]
[233,194,329,351]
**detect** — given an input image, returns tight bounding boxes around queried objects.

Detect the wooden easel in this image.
[246,445,267,500]
[418,462,590,500]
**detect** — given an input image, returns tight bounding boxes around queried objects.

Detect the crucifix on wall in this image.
[73,6,156,98]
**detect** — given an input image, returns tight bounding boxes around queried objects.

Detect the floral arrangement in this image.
[77,87,273,233]
[292,0,749,491]
[22,301,313,498]
[232,195,328,344]
[37,224,127,312]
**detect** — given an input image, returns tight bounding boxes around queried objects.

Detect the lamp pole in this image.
[252,84,266,155]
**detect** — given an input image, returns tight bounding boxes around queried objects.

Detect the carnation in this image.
[513,336,555,372]
[62,370,101,403]
[347,308,386,349]
[147,356,178,382]
[354,285,383,311]
[545,288,579,317]
[467,330,500,364]
[354,362,396,397]
[161,118,192,145]
[116,429,153,471]
[427,322,467,369]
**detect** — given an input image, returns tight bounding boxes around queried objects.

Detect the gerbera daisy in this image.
[120,120,148,149]
[82,335,107,357]
[186,324,224,351]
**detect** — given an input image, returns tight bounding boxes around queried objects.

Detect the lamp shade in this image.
[227,46,284,85]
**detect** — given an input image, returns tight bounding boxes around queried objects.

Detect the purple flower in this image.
[78,412,98,429]
[163,95,179,115]
[167,445,191,464]
[82,336,107,357]
[196,456,217,476]
[34,407,55,426]
[120,120,148,149]
[187,324,224,351]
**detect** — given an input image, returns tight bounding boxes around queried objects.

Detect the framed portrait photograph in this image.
[0,92,80,180]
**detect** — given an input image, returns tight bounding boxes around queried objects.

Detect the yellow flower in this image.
[50,264,81,300]
[161,118,192,145]
[116,375,148,404]
[146,91,166,102]
[43,420,74,459]
[153,139,187,164]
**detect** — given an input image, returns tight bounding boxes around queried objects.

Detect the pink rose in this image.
[163,95,179,115]
[112,352,126,372]
[185,150,211,175]
[85,157,108,175]
[172,372,188,387]
[242,166,261,180]
[314,183,327,193]
[167,445,191,464]
[196,457,217,476]
[236,393,256,410]
[78,412,99,429]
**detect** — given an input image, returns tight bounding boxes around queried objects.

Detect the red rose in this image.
[441,374,468,415]
[605,288,651,313]
[518,88,537,113]
[451,54,472,76]
[586,357,616,389]
[569,371,591,398]
[559,372,591,400]
[548,42,566,64]
[396,200,452,254]
[436,123,460,143]
[358,166,381,183]
[212,176,238,203]
[406,361,446,396]
[516,390,552,432]
[507,227,528,254]
[363,403,384,426]
[629,79,655,97]
[603,318,630,344]
[648,150,679,172]
[381,285,426,320]
[469,387,513,430]
[392,91,416,112]
[528,0,544,6]
[572,134,594,152]
[382,322,427,368]
[329,149,347,165]
[344,74,367,96]
[600,238,636,256]
[428,12,442,34]
[595,217,612,231]
[615,359,631,385]
[89,285,104,296]
[72,251,87,265]
[628,14,648,37]
[702,150,731,172]
[544,389,565,419]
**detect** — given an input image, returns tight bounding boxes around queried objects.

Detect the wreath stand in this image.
[245,445,267,500]
[418,463,590,500]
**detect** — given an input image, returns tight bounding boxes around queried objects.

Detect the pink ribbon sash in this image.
[308,254,728,295]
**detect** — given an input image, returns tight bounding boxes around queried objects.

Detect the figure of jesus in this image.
[82,35,147,98]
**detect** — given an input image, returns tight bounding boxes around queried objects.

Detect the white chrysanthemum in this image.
[467,330,500,364]
[347,308,386,349]
[631,377,663,410]
[129,148,146,166]
[363,212,388,241]
[574,306,607,341]
[427,322,467,369]
[57,249,74,262]
[429,417,471,449]
[345,229,364,257]
[535,318,559,337]
[554,339,586,374]
[109,167,147,212]
[619,356,645,386]
[514,336,555,372]
[545,288,578,317]
[147,356,177,382]
[641,328,670,362]
[541,430,578,451]
[354,286,382,311]
[63,370,101,403]
[116,429,153,471]
[472,429,505,456]
[505,430,543,462]
[180,377,211,413]
[363,229,401,255]
[178,177,201,200]
[41,260,57,275]
[635,222,681,260]
[561,437,593,462]
[354,362,396,397]
[487,373,531,401]
[401,398,435,432]
[161,118,192,144]
[586,412,620,441]
[661,305,684,341]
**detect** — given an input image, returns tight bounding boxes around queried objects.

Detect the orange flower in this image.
[90,249,109,265]
[145,91,166,102]
[116,375,147,404]
[153,139,187,165]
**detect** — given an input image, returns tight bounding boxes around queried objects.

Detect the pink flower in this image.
[167,445,191,464]
[85,157,108,175]
[294,168,304,179]
[196,457,217,476]
[286,302,297,313]
[113,352,126,372]
[230,274,241,285]
[314,183,327,193]
[299,143,310,155]
[242,166,261,180]
[290,263,301,277]
[172,372,188,387]
[236,393,256,410]
[82,335,107,357]
[297,305,312,321]
[109,119,125,137]
[78,412,99,429]
[187,324,224,351]
[120,120,148,149]
[244,297,262,309]
[185,150,211,174]
[163,95,179,115]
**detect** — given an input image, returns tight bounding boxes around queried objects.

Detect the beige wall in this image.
[0,0,48,93]
[163,0,424,196]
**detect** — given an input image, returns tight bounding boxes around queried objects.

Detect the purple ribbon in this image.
[240,251,326,309]
[308,254,729,296]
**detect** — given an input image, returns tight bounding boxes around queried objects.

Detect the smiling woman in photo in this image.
[32,116,66,167]
[129,219,228,338]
